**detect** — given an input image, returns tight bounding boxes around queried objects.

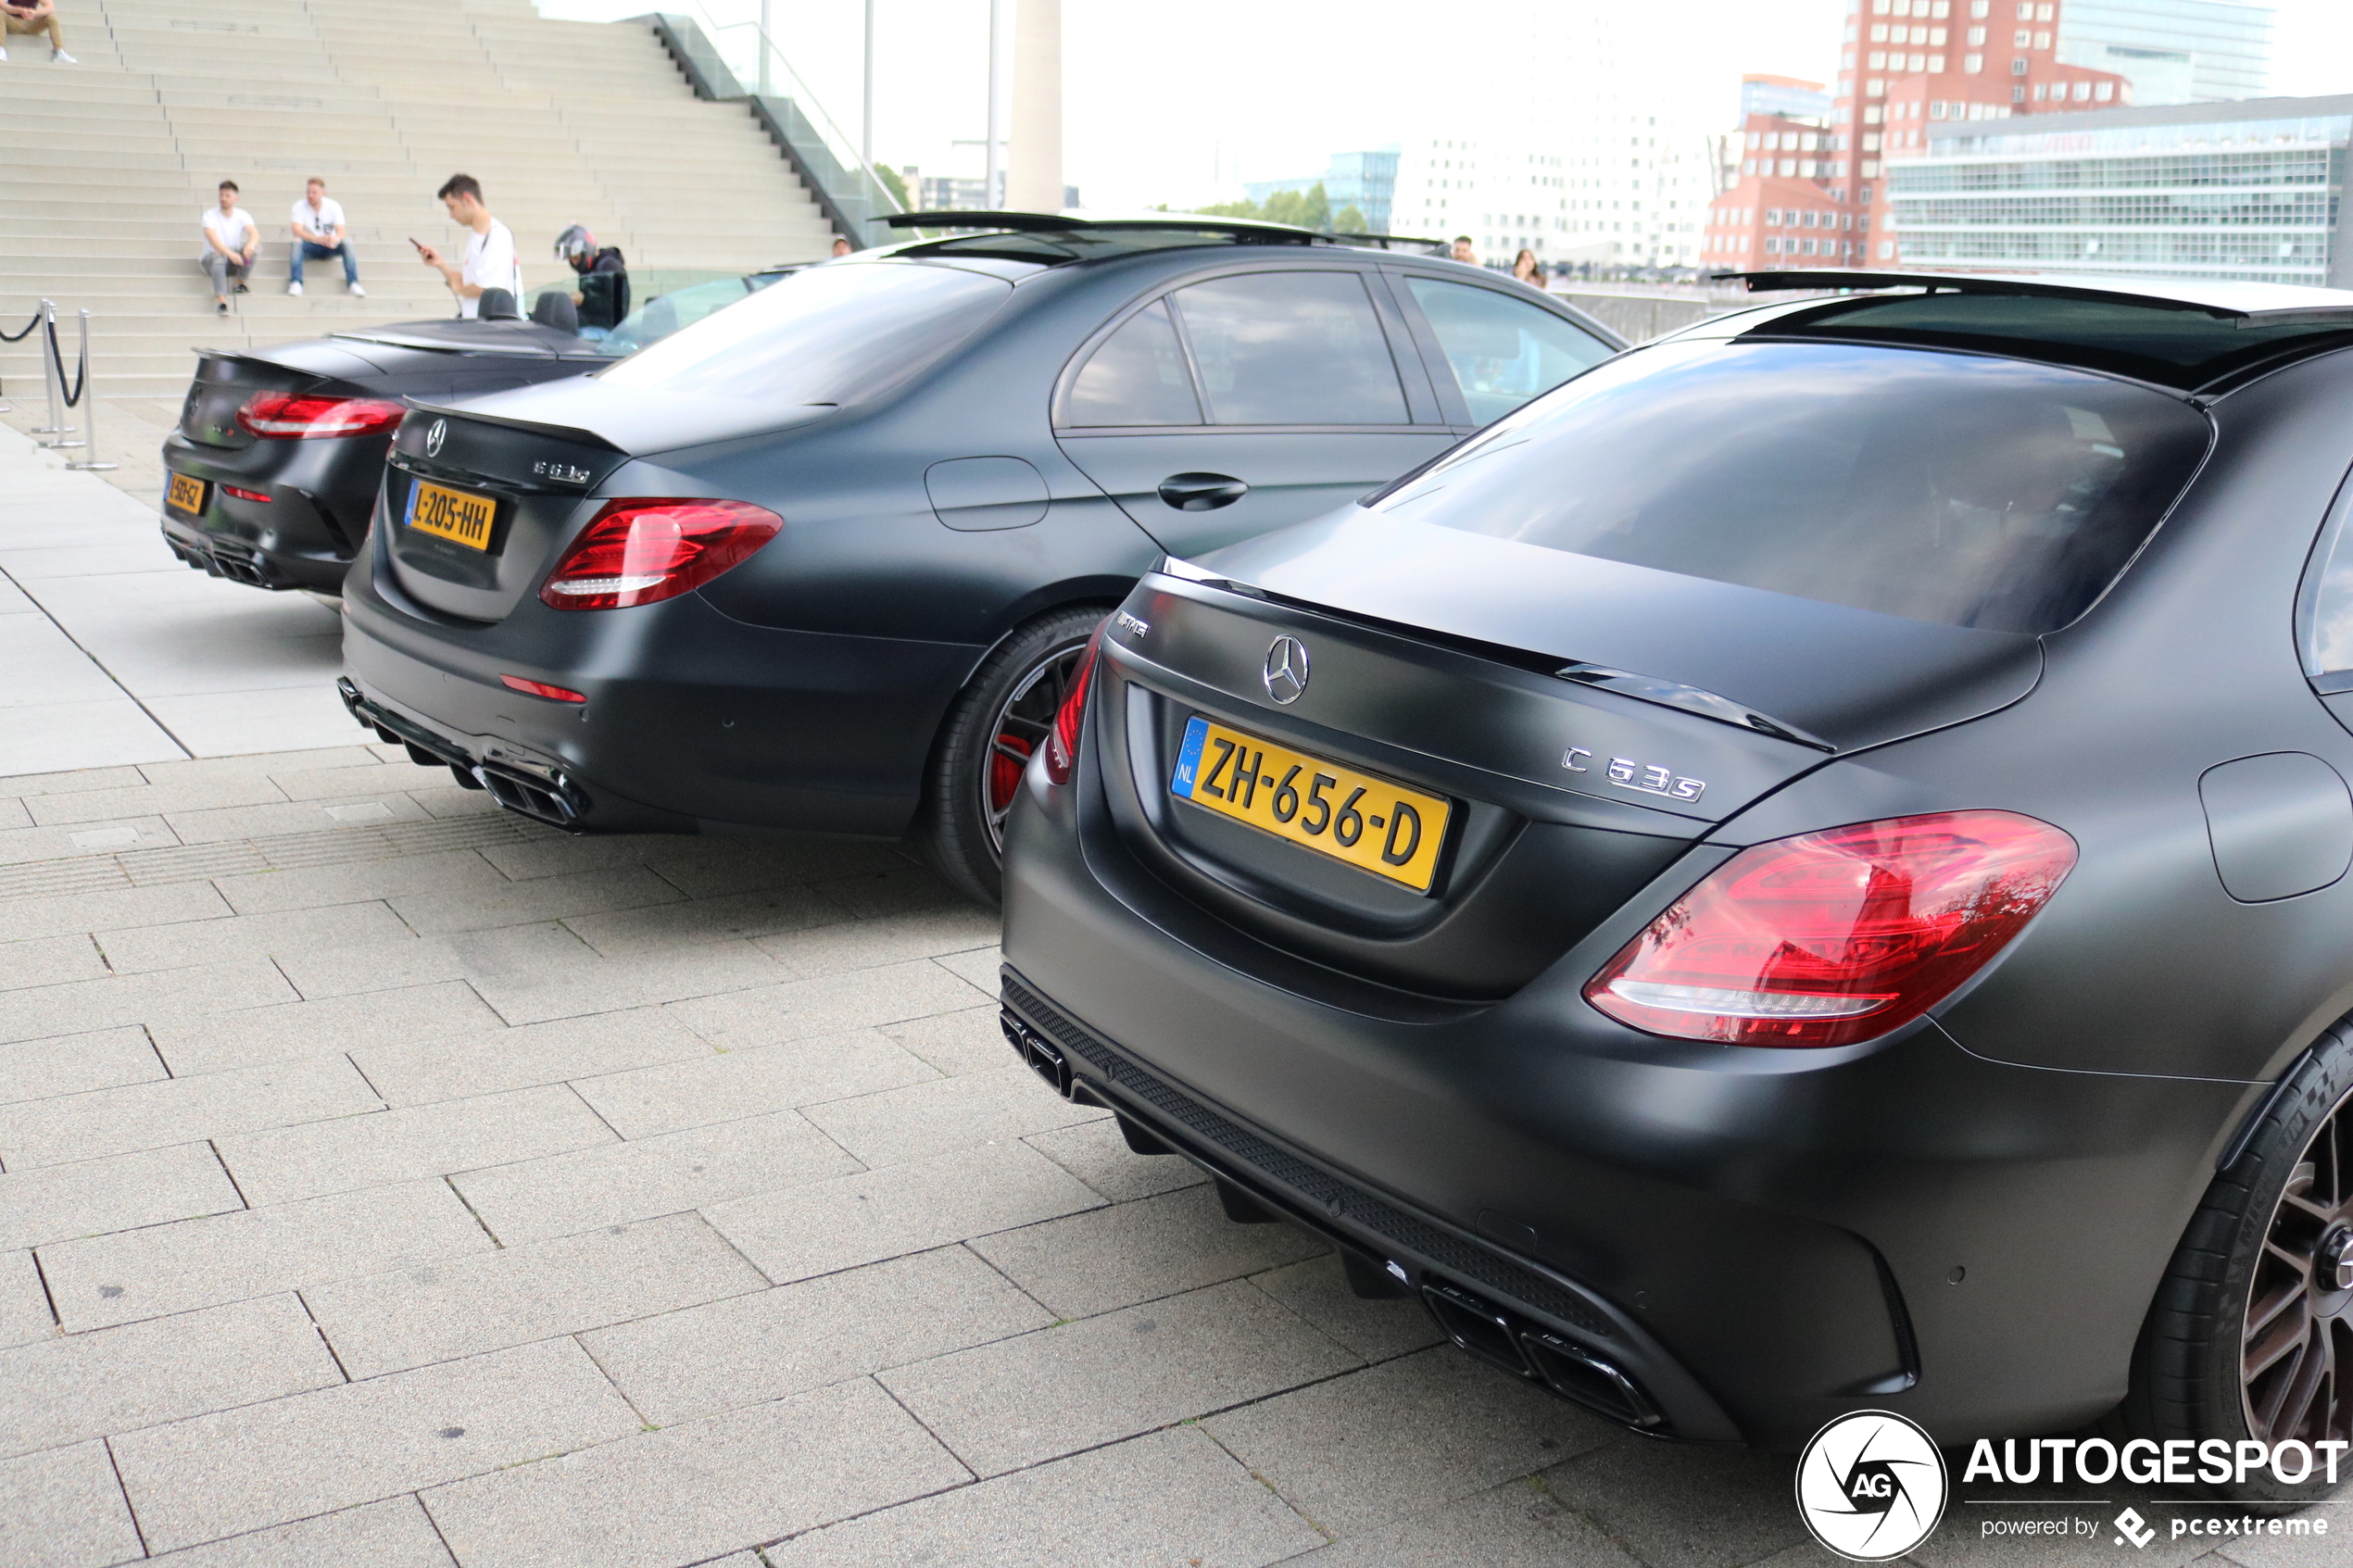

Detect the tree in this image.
[1194,197,1264,219]
[1332,204,1367,233]
[1259,182,1330,231]
[874,162,912,213]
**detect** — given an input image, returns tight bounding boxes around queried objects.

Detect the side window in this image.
[2301,481,2353,691]
[1063,300,1202,427]
[1405,277,1615,425]
[1168,271,1409,426]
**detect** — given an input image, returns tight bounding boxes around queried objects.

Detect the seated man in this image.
[0,0,75,63]
[287,177,364,297]
[554,224,629,332]
[199,181,258,316]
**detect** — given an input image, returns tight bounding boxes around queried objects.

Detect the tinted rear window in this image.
[1369,340,2210,633]
[597,261,1009,404]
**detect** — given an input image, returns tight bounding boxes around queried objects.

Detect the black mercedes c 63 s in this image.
[1000,270,2353,1482]
[337,214,1621,900]
[158,270,795,593]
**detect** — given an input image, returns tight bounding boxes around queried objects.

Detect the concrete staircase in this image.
[0,0,840,398]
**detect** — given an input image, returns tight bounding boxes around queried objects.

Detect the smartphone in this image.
[409,237,426,252]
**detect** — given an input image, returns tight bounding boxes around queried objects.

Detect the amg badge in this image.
[532,459,592,484]
[1563,746,1705,803]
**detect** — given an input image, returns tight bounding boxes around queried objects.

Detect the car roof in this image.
[1690,270,2353,393]
[873,209,1449,270]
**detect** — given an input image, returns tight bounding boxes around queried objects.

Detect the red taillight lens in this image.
[500,674,585,703]
[1584,810,2077,1047]
[220,484,271,503]
[235,392,407,439]
[538,498,782,611]
[1042,625,1105,786]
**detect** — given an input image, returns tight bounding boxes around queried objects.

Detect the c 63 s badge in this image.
[1794,1410,1947,1562]
[1563,747,1705,803]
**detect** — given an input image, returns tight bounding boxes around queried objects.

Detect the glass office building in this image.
[2056,0,2274,105]
[1892,94,2350,286]
[1244,149,1401,233]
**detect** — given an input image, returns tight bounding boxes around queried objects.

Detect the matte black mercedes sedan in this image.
[337,216,1621,900]
[1000,271,2353,1488]
[158,271,794,593]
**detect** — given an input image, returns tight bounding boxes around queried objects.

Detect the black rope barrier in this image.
[0,305,40,344]
[44,314,85,409]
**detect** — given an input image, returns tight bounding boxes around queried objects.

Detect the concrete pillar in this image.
[1006,0,1063,213]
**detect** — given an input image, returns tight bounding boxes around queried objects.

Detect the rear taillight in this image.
[1042,626,1104,786]
[500,675,585,703]
[538,498,783,611]
[1584,810,2076,1047]
[235,392,407,439]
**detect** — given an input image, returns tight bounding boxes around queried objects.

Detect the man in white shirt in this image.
[287,177,363,297]
[199,181,258,316]
[417,173,520,320]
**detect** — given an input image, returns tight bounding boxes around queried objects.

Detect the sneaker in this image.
[287,282,303,295]
[52,49,74,64]
[347,282,365,297]
[233,281,249,294]
[1,46,10,60]
[216,301,231,316]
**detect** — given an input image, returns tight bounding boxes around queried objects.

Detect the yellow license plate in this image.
[165,471,208,518]
[404,478,497,551]
[1171,715,1451,892]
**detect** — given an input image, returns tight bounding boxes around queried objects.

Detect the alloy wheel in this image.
[977,638,1089,861]
[2244,1091,2353,1443]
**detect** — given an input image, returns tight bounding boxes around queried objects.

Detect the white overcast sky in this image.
[544,0,2353,210]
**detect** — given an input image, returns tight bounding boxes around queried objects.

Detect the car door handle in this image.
[1157,472,1249,512]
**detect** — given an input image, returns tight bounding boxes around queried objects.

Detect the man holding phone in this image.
[415,174,520,320]
[288,178,363,297]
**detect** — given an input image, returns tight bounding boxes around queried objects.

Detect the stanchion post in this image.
[40,302,85,451]
[63,310,116,472]
[31,300,72,439]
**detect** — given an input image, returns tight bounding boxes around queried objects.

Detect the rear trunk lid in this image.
[176,343,383,451]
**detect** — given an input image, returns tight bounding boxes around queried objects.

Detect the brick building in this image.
[1703,0,2131,271]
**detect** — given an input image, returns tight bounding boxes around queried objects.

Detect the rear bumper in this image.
[999,741,2253,1449]
[158,431,378,594]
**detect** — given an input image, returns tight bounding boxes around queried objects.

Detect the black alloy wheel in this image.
[2121,1016,2353,1499]
[917,606,1106,907]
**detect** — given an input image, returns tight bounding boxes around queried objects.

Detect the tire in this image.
[916,606,1107,907]
[2119,1016,2353,1500]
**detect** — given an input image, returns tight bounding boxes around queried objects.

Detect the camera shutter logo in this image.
[1263,636,1310,705]
[424,419,447,458]
[1793,1410,1948,1561]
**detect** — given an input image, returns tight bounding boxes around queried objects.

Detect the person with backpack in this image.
[556,224,630,332]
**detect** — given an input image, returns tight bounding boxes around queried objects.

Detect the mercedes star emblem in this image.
[1263,635,1310,705]
[424,418,447,458]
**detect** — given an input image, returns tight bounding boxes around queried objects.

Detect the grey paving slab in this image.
[387,866,686,936]
[147,1496,457,1567]
[1530,1436,1814,1568]
[571,1025,940,1141]
[162,793,440,846]
[0,1440,145,1568]
[269,760,454,800]
[0,882,232,946]
[0,765,148,800]
[39,1177,494,1332]
[0,933,108,991]
[582,1245,1054,1428]
[664,958,991,1052]
[1278,1474,1643,1567]
[0,797,31,832]
[801,1064,1106,1170]
[0,1292,343,1460]
[472,834,886,890]
[749,906,1000,982]
[451,1109,862,1246]
[307,1211,768,1380]
[802,861,962,920]
[0,816,180,869]
[211,849,519,917]
[0,1246,53,1348]
[94,899,415,975]
[761,1426,1322,1568]
[464,939,795,1027]
[0,699,183,778]
[0,956,295,1051]
[349,1007,717,1108]
[880,1003,1014,1077]
[881,1278,1362,1477]
[0,1023,167,1106]
[214,1082,618,1206]
[930,945,1000,994]
[0,1052,378,1169]
[970,1183,1329,1320]
[271,921,598,1003]
[110,1337,645,1554]
[23,771,292,827]
[148,981,506,1076]
[1023,1117,1212,1203]
[0,1140,244,1251]
[1249,1254,1448,1362]
[1205,1347,1619,1539]
[420,1377,972,1568]
[561,883,847,955]
[704,1139,1105,1286]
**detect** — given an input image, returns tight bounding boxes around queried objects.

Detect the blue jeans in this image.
[291,240,358,286]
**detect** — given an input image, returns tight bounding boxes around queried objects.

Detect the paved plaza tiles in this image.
[0,409,2339,1567]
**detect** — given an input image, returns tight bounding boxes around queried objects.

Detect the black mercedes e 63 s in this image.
[337,214,1622,900]
[1000,270,2353,1485]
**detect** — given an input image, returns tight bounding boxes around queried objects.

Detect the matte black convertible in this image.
[337,214,1621,899]
[1000,270,2353,1487]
